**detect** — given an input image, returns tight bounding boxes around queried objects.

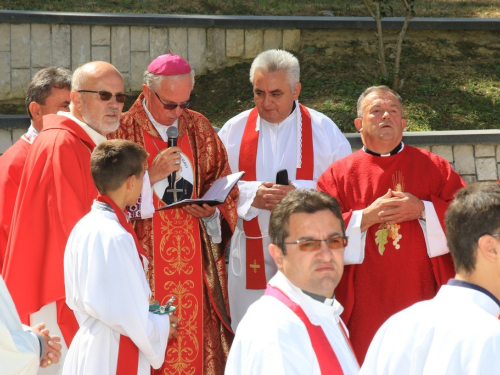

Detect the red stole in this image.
[265,285,349,374]
[142,130,204,374]
[239,105,314,289]
[96,195,146,375]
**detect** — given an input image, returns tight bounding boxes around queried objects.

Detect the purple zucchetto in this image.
[147,54,191,76]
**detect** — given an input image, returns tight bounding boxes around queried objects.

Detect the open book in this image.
[157,171,244,210]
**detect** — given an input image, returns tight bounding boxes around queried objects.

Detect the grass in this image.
[1,0,500,18]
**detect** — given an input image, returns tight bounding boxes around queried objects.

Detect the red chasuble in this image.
[109,93,238,375]
[317,146,466,363]
[0,137,31,270]
[239,105,314,289]
[2,114,97,345]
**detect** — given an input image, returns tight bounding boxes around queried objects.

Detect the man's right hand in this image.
[148,146,182,186]
[251,182,294,211]
[31,323,62,368]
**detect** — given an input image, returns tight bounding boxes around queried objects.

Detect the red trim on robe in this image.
[265,285,346,374]
[239,105,314,289]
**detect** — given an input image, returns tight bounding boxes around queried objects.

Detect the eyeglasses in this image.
[154,91,191,110]
[485,233,500,238]
[77,90,128,103]
[282,235,348,252]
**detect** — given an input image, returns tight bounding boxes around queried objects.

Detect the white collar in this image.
[256,100,304,169]
[142,98,178,142]
[57,111,107,146]
[268,271,344,323]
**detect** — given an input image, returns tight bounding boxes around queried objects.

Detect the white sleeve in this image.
[202,208,222,243]
[237,180,264,220]
[419,200,449,258]
[0,277,40,375]
[140,170,155,219]
[79,232,170,369]
[344,209,366,264]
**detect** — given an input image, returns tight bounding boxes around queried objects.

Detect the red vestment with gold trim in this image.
[109,93,238,375]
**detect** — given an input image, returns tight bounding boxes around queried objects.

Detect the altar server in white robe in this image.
[361,182,500,375]
[64,140,178,375]
[226,189,359,374]
[0,275,62,375]
[218,49,351,330]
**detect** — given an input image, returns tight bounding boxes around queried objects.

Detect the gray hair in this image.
[25,67,72,119]
[249,49,300,90]
[143,70,196,91]
[356,85,403,118]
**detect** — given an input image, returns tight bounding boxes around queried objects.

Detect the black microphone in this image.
[167,126,179,189]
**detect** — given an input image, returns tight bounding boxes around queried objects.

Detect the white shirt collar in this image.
[142,98,178,142]
[257,100,303,168]
[57,111,107,146]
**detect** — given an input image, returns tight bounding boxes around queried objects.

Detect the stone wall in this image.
[0,22,301,100]
[0,11,499,100]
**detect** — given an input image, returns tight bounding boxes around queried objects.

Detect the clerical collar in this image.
[142,98,178,142]
[302,290,335,306]
[448,279,500,308]
[94,200,131,221]
[363,142,404,157]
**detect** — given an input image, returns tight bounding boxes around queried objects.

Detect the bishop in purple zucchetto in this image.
[147,53,192,76]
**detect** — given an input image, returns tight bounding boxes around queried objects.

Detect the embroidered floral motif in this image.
[375,171,404,255]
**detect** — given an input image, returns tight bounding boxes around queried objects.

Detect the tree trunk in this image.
[392,5,414,90]
[375,3,388,78]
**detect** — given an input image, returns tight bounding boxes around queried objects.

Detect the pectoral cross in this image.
[250,259,261,274]
[166,180,183,202]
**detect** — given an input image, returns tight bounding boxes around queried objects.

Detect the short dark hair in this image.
[91,140,148,194]
[356,85,403,118]
[25,67,72,119]
[269,189,344,255]
[445,182,500,274]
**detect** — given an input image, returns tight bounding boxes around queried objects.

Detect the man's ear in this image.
[126,174,136,192]
[28,102,42,122]
[354,118,363,132]
[269,243,284,271]
[401,118,407,131]
[70,91,82,110]
[478,234,500,264]
[292,82,302,101]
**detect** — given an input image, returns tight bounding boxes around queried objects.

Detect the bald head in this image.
[70,62,125,136]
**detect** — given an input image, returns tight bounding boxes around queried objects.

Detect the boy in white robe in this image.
[63,140,178,374]
[361,182,500,374]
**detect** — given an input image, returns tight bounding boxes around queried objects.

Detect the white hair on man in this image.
[143,69,196,91]
[249,49,300,90]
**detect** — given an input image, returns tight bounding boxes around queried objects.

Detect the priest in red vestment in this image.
[317,85,466,363]
[108,54,238,375]
[0,67,71,270]
[2,61,127,374]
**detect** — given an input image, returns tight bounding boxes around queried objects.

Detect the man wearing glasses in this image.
[317,86,466,364]
[109,54,238,375]
[361,182,500,374]
[226,189,359,374]
[3,61,126,374]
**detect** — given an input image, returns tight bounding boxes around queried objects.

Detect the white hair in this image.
[357,85,403,118]
[249,49,300,89]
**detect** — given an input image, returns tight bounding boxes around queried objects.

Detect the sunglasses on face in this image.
[77,90,128,103]
[282,235,348,252]
[154,91,192,110]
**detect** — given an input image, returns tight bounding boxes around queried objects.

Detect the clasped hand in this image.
[361,189,424,231]
[251,182,296,211]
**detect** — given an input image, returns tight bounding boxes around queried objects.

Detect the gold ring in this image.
[171,322,178,328]
[47,360,52,366]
